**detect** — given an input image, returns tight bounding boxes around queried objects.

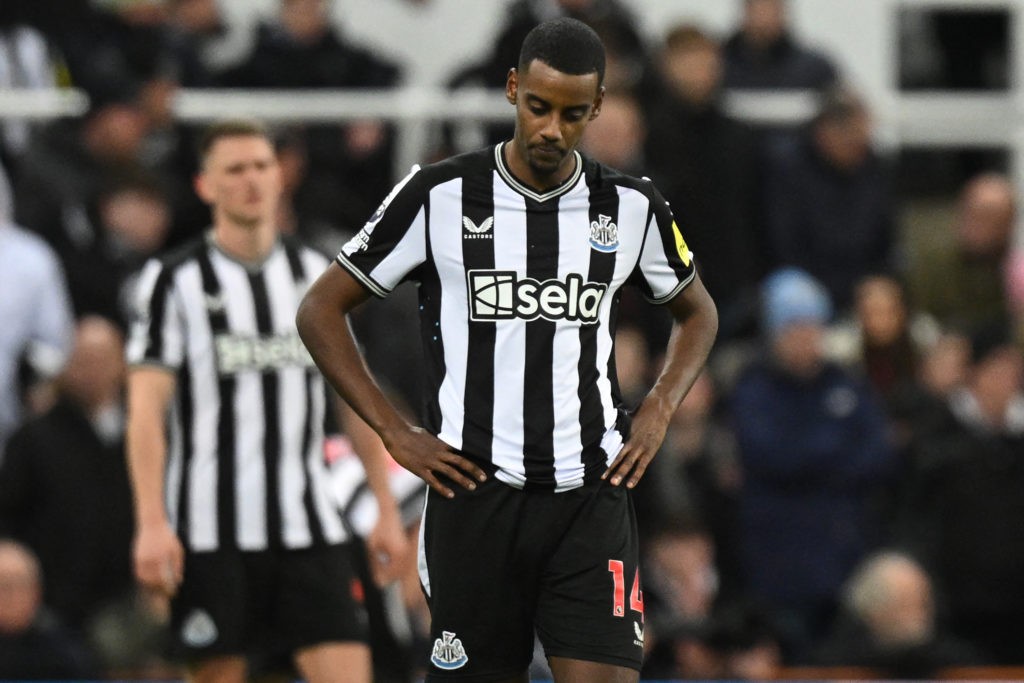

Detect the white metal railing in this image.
[3,86,1023,176]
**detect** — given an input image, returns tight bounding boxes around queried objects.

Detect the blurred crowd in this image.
[2,0,1024,680]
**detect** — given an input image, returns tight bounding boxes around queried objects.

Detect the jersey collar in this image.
[494,142,583,203]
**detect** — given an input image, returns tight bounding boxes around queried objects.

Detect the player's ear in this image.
[194,172,213,204]
[506,68,518,105]
[589,85,605,121]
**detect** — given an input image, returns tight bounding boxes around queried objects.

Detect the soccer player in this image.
[125,119,408,683]
[297,18,718,683]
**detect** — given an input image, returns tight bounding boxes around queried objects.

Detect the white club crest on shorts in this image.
[182,609,218,648]
[431,630,469,670]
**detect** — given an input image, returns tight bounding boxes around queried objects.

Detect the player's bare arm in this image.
[297,262,487,499]
[603,273,718,488]
[126,366,184,597]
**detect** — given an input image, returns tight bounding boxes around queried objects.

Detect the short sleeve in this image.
[125,259,185,369]
[634,183,697,304]
[336,166,428,297]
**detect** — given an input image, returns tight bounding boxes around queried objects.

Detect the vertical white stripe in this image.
[214,253,267,551]
[490,176,527,477]
[280,367,311,548]
[551,190,591,488]
[431,178,467,450]
[178,263,219,552]
[369,206,427,292]
[165,398,183,529]
[417,494,431,597]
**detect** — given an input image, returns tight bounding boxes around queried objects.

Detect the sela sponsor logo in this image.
[431,631,469,670]
[215,333,316,375]
[181,609,218,648]
[467,270,607,323]
[589,214,619,252]
[462,215,493,239]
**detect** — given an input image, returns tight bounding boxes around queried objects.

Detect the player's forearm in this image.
[126,411,170,528]
[645,278,718,418]
[296,277,410,443]
[341,402,400,513]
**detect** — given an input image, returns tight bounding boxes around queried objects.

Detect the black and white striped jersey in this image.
[126,233,347,552]
[337,143,696,491]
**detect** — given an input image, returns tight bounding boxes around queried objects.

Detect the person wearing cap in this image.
[728,267,895,662]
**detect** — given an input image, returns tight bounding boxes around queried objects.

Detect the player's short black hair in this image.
[518,17,606,86]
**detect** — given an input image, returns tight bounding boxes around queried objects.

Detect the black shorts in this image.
[171,542,368,662]
[418,476,644,681]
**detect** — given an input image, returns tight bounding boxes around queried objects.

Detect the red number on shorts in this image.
[608,560,644,619]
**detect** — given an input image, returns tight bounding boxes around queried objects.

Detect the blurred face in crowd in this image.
[580,93,644,171]
[856,276,908,348]
[971,345,1024,425]
[0,542,41,634]
[196,134,282,230]
[84,103,148,164]
[861,557,935,647]
[957,174,1015,258]
[743,0,787,48]
[59,316,126,413]
[661,39,722,107]
[280,0,330,44]
[506,59,603,187]
[772,322,826,379]
[919,333,970,397]
[814,105,872,171]
[100,187,171,257]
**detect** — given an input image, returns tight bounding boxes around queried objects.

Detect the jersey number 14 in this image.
[608,560,644,620]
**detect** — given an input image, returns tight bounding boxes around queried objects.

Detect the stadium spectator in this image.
[125,119,408,683]
[0,316,134,635]
[13,91,152,255]
[219,0,402,236]
[906,172,1015,338]
[761,87,897,311]
[730,268,895,661]
[826,274,941,404]
[60,171,173,323]
[894,323,1024,664]
[0,187,74,461]
[813,551,982,678]
[0,18,59,180]
[645,24,763,341]
[722,0,840,91]
[441,0,653,153]
[296,18,718,682]
[0,539,96,679]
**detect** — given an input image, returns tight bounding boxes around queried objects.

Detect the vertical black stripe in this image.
[197,251,237,550]
[523,197,559,486]
[144,267,173,361]
[301,374,326,544]
[248,271,282,549]
[175,364,193,548]
[461,173,496,459]
[580,174,620,482]
[282,238,307,281]
[418,193,446,434]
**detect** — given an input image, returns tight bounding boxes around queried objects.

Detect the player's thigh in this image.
[274,543,369,652]
[421,481,536,681]
[187,655,247,683]
[294,641,371,683]
[171,550,250,660]
[535,483,644,672]
[548,656,639,683]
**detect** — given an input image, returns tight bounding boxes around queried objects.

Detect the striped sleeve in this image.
[635,183,697,304]
[336,165,428,298]
[125,258,185,368]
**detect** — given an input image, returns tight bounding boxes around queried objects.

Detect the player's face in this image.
[195,135,282,229]
[507,59,603,185]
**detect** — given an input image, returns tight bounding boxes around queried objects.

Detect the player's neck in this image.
[211,219,278,264]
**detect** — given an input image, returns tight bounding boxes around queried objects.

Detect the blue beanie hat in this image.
[762,267,833,336]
